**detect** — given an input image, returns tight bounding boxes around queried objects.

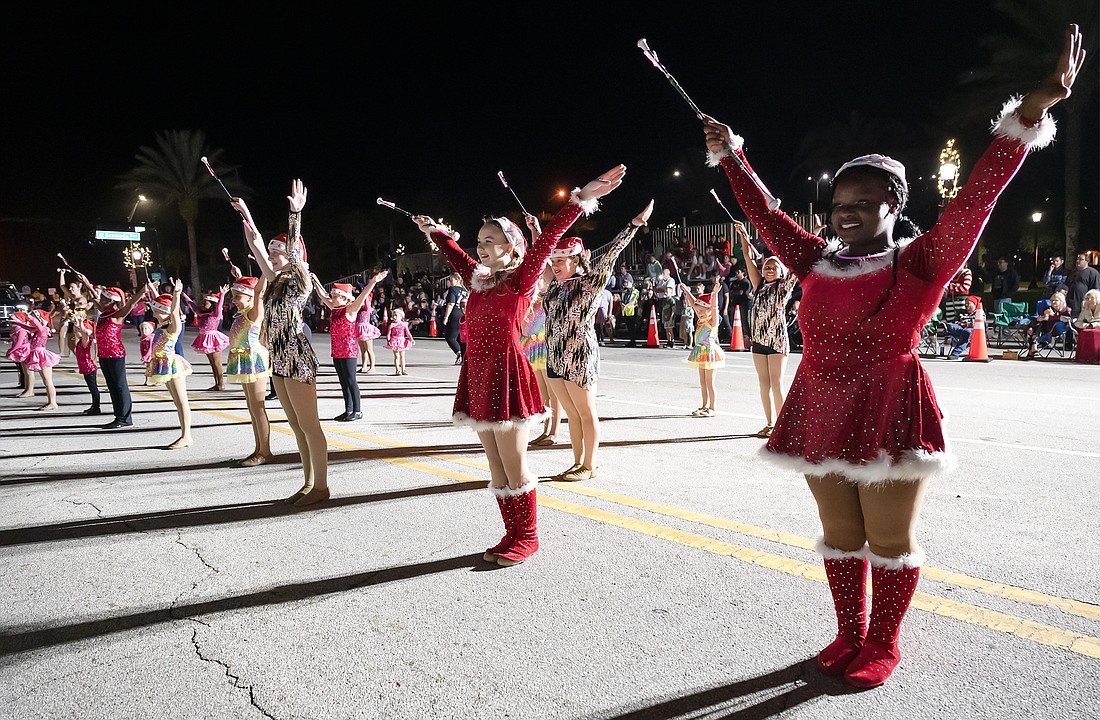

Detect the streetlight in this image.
[127,194,147,223]
[937,139,961,206]
[1030,211,1043,289]
[807,173,830,203]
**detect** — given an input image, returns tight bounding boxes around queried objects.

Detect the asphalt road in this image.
[1,329,1097,720]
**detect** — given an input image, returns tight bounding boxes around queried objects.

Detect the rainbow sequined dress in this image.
[226,313,270,384]
[146,327,193,383]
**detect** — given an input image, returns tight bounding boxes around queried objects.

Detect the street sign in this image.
[150,273,162,281]
[95,230,141,241]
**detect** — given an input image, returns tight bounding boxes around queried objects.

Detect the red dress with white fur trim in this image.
[432,195,591,430]
[713,98,1053,485]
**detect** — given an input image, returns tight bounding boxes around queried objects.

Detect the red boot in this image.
[816,539,868,676]
[844,548,924,688]
[484,489,517,561]
[496,482,539,566]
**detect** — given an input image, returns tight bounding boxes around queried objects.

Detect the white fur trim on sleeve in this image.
[489,478,538,497]
[705,133,745,167]
[570,189,599,216]
[866,547,926,570]
[992,96,1056,151]
[815,537,868,560]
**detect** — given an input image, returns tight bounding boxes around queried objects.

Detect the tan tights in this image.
[273,376,329,505]
[806,473,928,557]
[477,426,534,490]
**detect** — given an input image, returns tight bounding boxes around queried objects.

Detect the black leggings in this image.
[333,357,361,413]
[444,313,464,355]
[99,357,132,423]
[83,371,101,409]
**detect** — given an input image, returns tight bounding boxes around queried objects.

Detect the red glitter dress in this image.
[713,98,1054,484]
[432,196,590,430]
[329,307,358,359]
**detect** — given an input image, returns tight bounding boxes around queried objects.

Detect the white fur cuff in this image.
[705,133,745,167]
[815,537,868,560]
[992,96,1056,150]
[489,479,538,498]
[866,547,926,570]
[570,189,599,216]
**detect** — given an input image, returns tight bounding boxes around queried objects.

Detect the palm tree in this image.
[116,130,252,295]
[949,0,1098,259]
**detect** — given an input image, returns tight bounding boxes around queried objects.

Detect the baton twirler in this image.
[637,38,781,210]
[375,198,413,218]
[497,171,530,215]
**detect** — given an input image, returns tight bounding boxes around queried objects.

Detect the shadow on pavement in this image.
[594,660,860,719]
[0,481,486,546]
[0,552,488,656]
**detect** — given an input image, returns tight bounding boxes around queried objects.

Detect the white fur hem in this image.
[760,445,958,486]
[866,547,926,570]
[569,189,599,216]
[810,239,915,278]
[489,479,538,498]
[452,410,549,432]
[815,537,868,560]
[992,96,1056,150]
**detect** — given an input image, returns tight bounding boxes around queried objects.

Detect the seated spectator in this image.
[713,252,734,278]
[1022,291,1072,359]
[944,295,981,359]
[1073,289,1100,330]
[990,257,1020,314]
[942,266,973,323]
[712,233,732,258]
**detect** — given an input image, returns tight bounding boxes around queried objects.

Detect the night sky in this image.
[3,3,1096,290]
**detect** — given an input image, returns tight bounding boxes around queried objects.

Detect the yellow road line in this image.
[132,389,1100,658]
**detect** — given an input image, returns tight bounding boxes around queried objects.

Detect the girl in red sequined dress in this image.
[411,165,626,566]
[701,26,1084,688]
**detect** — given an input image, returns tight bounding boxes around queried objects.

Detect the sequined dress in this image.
[74,322,98,375]
[95,311,125,359]
[24,315,60,371]
[330,307,359,358]
[356,302,380,341]
[687,315,726,369]
[226,313,270,384]
[385,321,413,352]
[519,303,547,372]
[431,198,588,429]
[713,98,1051,484]
[750,274,799,353]
[5,324,30,363]
[146,327,193,383]
[192,292,230,353]
[543,224,639,388]
[262,270,318,384]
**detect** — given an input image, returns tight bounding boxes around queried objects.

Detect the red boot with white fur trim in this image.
[816,539,869,675]
[843,548,923,688]
[484,490,517,561]
[496,482,539,566]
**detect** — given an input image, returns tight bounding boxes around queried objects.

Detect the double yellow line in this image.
[136,388,1100,661]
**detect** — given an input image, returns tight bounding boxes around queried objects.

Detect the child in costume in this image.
[225,273,273,466]
[71,317,101,415]
[190,286,230,390]
[384,307,415,376]
[145,279,193,449]
[681,277,726,416]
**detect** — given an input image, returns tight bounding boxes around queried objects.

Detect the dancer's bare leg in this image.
[704,368,717,410]
[37,368,58,410]
[275,376,329,506]
[768,353,788,419]
[165,376,193,448]
[806,474,866,552]
[15,363,35,398]
[561,380,599,471]
[240,378,273,466]
[858,479,929,557]
[206,352,225,390]
[548,377,583,471]
[494,426,534,489]
[477,430,509,491]
[752,353,774,425]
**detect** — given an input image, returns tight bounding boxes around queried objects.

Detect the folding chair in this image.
[989,301,1030,348]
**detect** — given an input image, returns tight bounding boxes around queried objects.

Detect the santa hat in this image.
[231,276,259,297]
[550,236,585,259]
[203,292,220,303]
[331,283,355,302]
[102,287,125,304]
[82,319,95,333]
[35,309,51,325]
[835,154,908,194]
[12,311,30,325]
[696,293,714,306]
[268,233,308,263]
[150,293,174,314]
[486,217,528,258]
[966,295,983,310]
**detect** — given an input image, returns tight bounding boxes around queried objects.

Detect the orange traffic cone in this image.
[646,304,659,347]
[429,315,438,337]
[730,305,746,351]
[965,308,990,363]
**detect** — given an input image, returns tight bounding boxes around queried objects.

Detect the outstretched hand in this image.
[577,165,627,202]
[631,199,655,227]
[372,270,390,284]
[524,213,542,239]
[411,215,443,236]
[288,179,308,212]
[1020,24,1086,120]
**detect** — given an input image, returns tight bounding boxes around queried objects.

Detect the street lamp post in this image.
[1030,211,1043,289]
[127,195,147,224]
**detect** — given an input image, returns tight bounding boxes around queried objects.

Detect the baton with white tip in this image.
[709,189,738,222]
[637,38,780,210]
[497,171,530,215]
[376,197,413,217]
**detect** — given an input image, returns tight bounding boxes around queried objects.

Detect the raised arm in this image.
[736,221,764,289]
[117,283,149,319]
[585,200,654,293]
[414,217,478,286]
[903,25,1081,287]
[167,279,184,336]
[310,274,337,309]
[514,165,628,293]
[703,117,825,278]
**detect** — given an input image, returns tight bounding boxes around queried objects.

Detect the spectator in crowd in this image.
[1065,253,1100,317]
[990,257,1020,314]
[645,254,662,283]
[712,233,732,258]
[727,266,753,339]
[672,235,694,267]
[594,286,614,345]
[1043,256,1068,298]
[611,263,633,294]
[1073,288,1100,330]
[942,266,973,323]
[944,295,981,359]
[1022,290,1072,359]
[618,277,642,346]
